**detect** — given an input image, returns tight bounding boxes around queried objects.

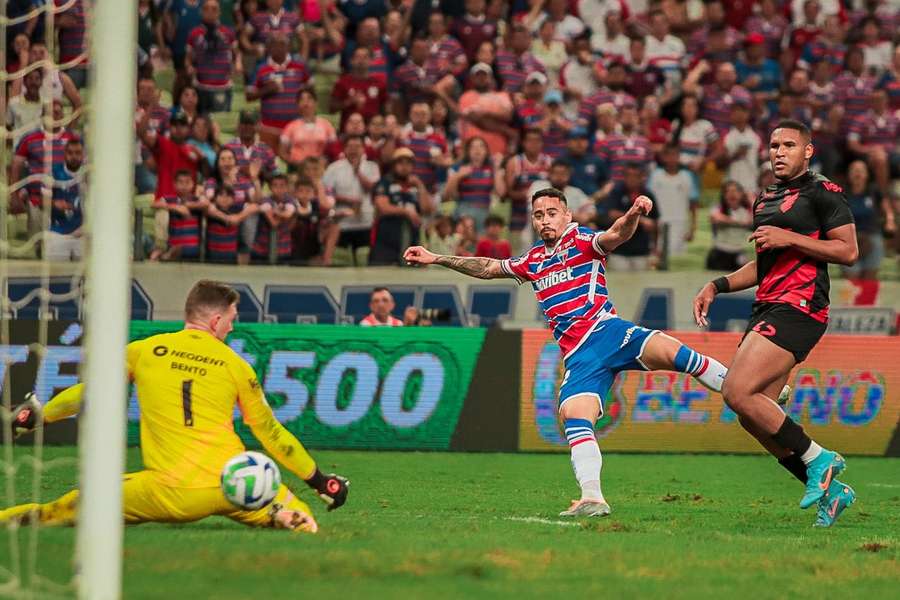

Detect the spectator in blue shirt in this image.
[47,138,86,261]
[735,32,782,115]
[563,126,609,200]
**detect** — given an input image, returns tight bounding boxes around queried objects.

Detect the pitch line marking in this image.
[505,516,580,527]
[869,483,900,488]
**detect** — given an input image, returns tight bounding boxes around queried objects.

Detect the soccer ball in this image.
[221,451,281,510]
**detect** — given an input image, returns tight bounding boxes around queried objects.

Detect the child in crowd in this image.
[475,215,512,259]
[205,186,260,263]
[253,173,297,263]
[151,169,207,261]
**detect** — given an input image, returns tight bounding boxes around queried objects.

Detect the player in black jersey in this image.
[693,120,859,527]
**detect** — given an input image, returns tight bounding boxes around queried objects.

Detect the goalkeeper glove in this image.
[11,392,42,438]
[306,468,349,511]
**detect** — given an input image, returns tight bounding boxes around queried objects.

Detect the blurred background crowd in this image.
[3,0,899,281]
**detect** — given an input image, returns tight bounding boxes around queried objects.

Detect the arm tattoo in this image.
[434,255,501,279]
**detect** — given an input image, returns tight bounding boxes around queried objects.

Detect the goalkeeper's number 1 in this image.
[182,380,194,427]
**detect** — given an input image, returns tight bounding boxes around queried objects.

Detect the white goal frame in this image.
[76,1,137,599]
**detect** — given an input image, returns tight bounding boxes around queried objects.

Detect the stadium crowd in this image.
[4,0,899,279]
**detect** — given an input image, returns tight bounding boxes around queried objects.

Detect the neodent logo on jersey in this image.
[535,267,574,292]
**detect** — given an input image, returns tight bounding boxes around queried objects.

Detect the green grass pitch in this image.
[1,448,898,599]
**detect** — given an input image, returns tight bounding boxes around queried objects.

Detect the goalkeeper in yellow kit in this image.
[0,280,348,533]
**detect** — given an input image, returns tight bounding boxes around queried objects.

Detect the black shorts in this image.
[742,302,827,363]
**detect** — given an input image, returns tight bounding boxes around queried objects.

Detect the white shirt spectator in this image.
[531,14,586,44]
[323,157,381,232]
[723,126,762,196]
[645,34,686,87]
[862,41,894,75]
[592,31,630,62]
[648,165,698,256]
[5,95,42,146]
[360,314,403,326]
[527,180,589,212]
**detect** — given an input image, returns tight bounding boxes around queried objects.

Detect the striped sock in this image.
[673,345,728,392]
[564,418,604,502]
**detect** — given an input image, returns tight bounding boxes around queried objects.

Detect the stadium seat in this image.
[130,280,154,320]
[706,294,755,332]
[420,286,467,327]
[263,285,339,324]
[634,288,673,330]
[341,286,417,324]
[229,283,264,323]
[4,277,82,320]
[467,285,516,328]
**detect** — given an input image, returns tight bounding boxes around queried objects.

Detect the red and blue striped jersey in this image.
[55,0,87,66]
[206,204,242,261]
[15,128,80,205]
[700,84,752,135]
[878,71,900,110]
[402,127,447,192]
[578,89,636,125]
[246,9,301,44]
[187,24,236,90]
[847,110,900,152]
[597,133,653,182]
[164,196,201,257]
[203,176,256,206]
[508,152,551,230]
[495,50,545,93]
[456,164,494,210]
[223,138,277,175]
[426,35,466,78]
[392,60,438,104]
[502,224,616,358]
[834,73,878,129]
[253,59,311,128]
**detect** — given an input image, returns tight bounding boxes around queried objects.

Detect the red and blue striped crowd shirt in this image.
[253,59,311,128]
[495,50,545,93]
[502,224,617,359]
[187,24,236,90]
[392,60,439,104]
[833,73,878,131]
[597,133,653,182]
[246,9,301,44]
[55,0,88,66]
[848,110,900,153]
[577,89,636,125]
[203,176,256,206]
[206,204,242,261]
[223,138,277,175]
[253,198,295,258]
[15,128,80,205]
[427,35,467,78]
[508,152,551,230]
[456,164,494,210]
[403,127,447,192]
[700,84,752,135]
[164,195,201,257]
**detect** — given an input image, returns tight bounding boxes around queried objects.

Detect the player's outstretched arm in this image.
[594,195,653,254]
[403,246,511,279]
[693,260,759,327]
[236,367,349,510]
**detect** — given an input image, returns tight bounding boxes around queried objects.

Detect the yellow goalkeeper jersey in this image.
[124,328,316,488]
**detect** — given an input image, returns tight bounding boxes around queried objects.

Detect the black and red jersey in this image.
[752,171,854,323]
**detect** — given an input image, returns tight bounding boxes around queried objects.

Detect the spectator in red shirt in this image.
[138,110,204,255]
[625,36,669,105]
[186,0,242,113]
[475,215,512,259]
[359,288,404,326]
[787,0,823,64]
[331,45,387,127]
[452,0,499,63]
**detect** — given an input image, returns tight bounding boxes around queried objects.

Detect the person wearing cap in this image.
[369,147,434,265]
[224,110,277,182]
[564,125,609,199]
[735,31,783,114]
[495,23,546,94]
[535,88,573,160]
[459,62,515,158]
[719,100,762,198]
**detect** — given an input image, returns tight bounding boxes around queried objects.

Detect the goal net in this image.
[0,1,135,598]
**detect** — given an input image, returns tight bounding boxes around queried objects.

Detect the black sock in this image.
[778,453,808,484]
[771,416,812,456]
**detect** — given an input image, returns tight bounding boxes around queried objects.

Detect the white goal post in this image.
[77,1,137,598]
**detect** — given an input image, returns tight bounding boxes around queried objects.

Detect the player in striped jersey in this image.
[404,188,755,517]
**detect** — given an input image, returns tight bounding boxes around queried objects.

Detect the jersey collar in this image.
[543,222,578,255]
